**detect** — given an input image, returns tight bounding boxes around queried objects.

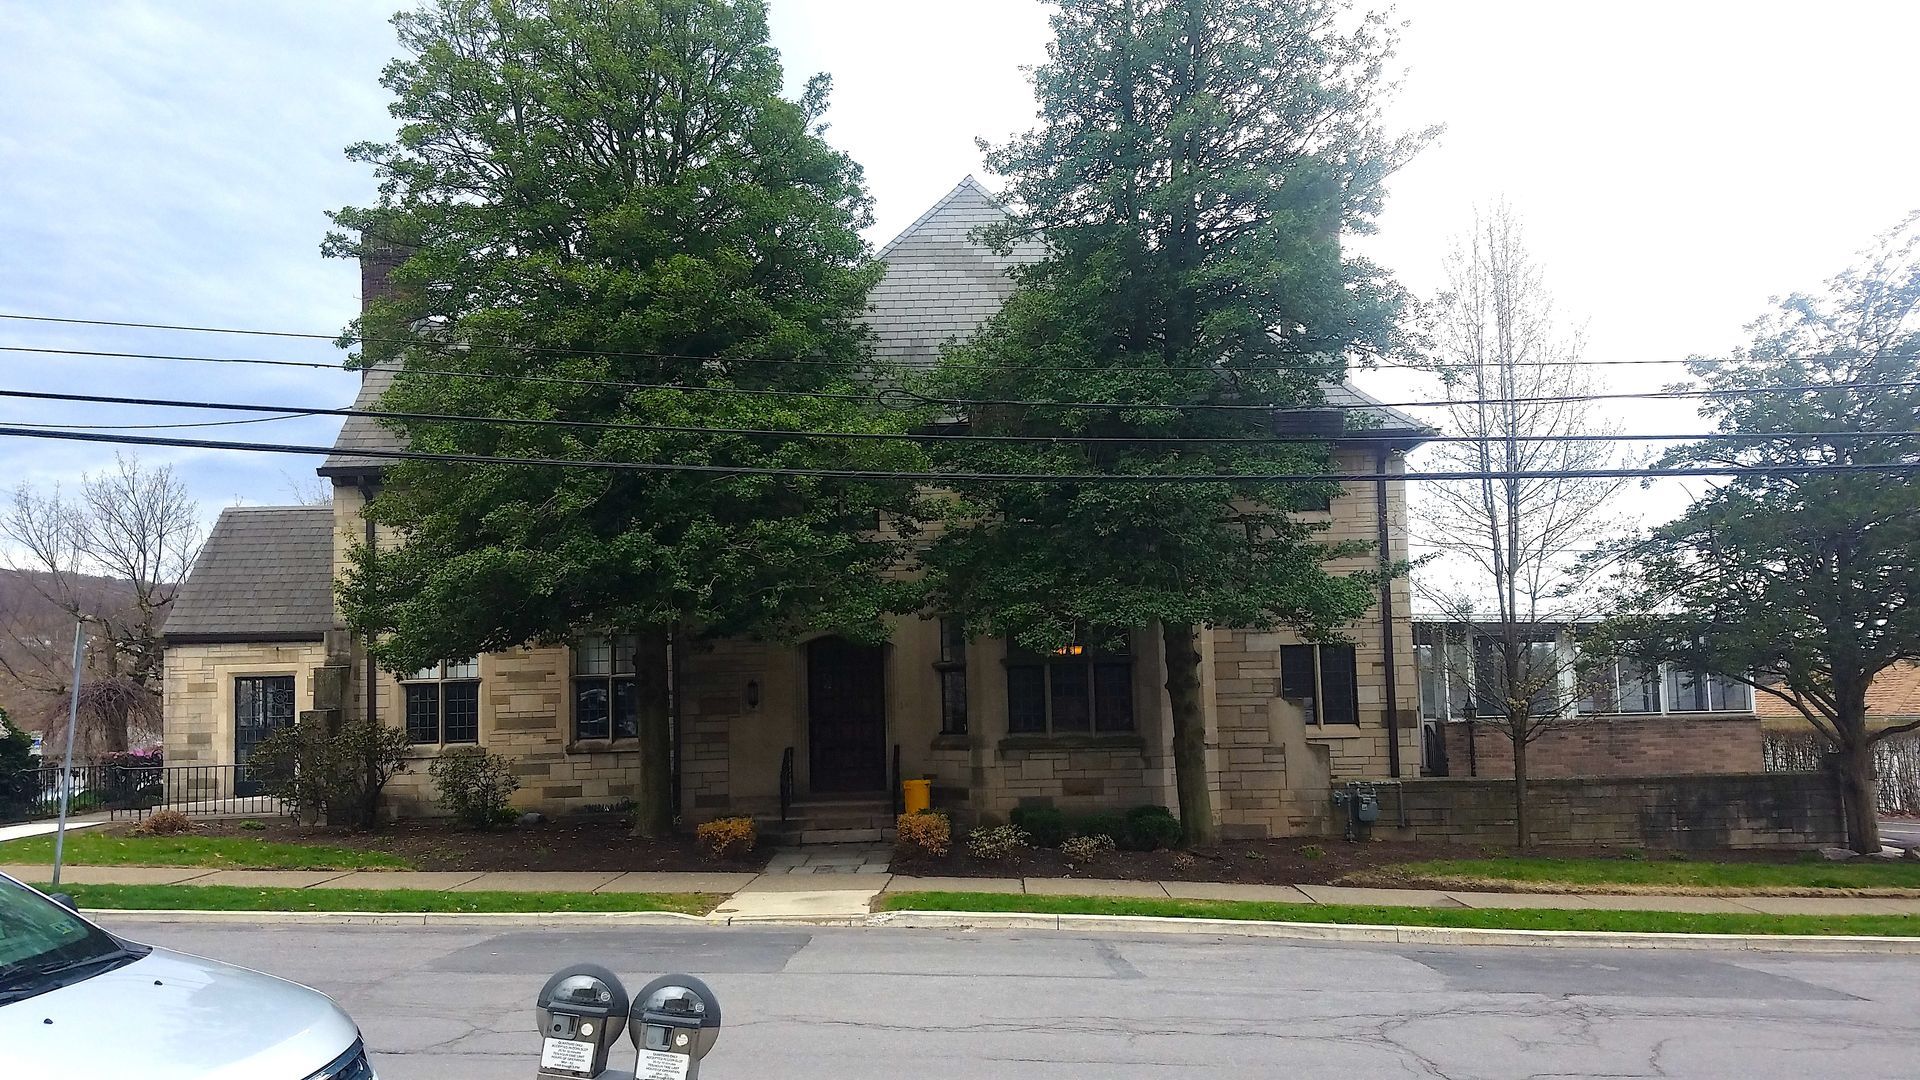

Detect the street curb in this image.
[86,908,710,928]
[85,905,1920,953]
[859,910,1920,954]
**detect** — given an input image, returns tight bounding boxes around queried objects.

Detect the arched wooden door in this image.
[807,637,886,793]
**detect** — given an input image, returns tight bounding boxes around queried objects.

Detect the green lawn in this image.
[1373,856,1920,892]
[40,882,716,915]
[0,833,412,871]
[880,890,1920,937]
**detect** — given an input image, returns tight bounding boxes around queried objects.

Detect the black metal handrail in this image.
[778,746,794,823]
[890,743,903,816]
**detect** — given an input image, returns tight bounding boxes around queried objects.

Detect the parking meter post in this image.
[629,974,722,1080]
[535,964,630,1079]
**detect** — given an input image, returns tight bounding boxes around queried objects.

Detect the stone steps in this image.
[760,799,896,846]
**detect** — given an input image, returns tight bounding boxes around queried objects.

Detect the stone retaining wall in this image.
[1379,772,1843,849]
[1441,714,1763,778]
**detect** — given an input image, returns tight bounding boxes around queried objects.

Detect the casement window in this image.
[1664,667,1753,713]
[935,618,969,735]
[401,659,480,745]
[572,633,640,742]
[1006,643,1134,735]
[1280,643,1360,725]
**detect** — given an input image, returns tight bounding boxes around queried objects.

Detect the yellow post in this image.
[901,778,932,816]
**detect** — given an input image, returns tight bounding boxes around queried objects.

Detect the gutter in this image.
[1376,446,1402,779]
[359,479,378,733]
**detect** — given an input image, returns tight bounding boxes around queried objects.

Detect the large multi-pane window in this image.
[401,660,480,745]
[1577,659,1661,715]
[935,618,968,735]
[572,634,640,742]
[1280,643,1360,725]
[1472,638,1561,717]
[1006,643,1133,735]
[1664,667,1753,713]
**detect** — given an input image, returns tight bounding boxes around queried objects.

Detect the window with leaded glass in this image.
[1004,643,1134,736]
[573,634,640,742]
[1279,643,1361,725]
[400,659,480,745]
[935,618,968,735]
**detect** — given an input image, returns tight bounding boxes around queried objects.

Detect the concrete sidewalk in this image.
[6,861,1920,917]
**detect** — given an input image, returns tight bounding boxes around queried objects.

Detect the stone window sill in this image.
[1304,726,1369,740]
[997,733,1146,753]
[930,734,972,751]
[567,739,645,755]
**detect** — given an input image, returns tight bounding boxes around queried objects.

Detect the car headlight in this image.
[304,1039,376,1080]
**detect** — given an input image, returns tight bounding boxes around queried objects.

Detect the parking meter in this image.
[628,974,722,1079]
[535,964,630,1079]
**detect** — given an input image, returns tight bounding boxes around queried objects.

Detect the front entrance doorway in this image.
[806,637,886,793]
[233,675,296,796]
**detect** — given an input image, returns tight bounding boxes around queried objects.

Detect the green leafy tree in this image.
[327,0,924,837]
[919,0,1429,845]
[1599,214,1920,853]
[0,709,39,822]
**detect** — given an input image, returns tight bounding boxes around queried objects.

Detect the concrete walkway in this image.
[5,860,1920,917]
[0,818,106,844]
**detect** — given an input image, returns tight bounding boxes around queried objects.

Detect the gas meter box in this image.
[535,964,630,1079]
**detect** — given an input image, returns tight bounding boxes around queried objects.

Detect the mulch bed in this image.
[891,836,1833,889]
[183,816,770,874]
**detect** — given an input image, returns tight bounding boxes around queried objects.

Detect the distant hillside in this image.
[0,567,144,725]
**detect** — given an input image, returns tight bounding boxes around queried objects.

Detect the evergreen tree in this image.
[327,0,924,836]
[920,0,1428,844]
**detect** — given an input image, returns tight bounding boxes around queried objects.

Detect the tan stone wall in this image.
[162,641,328,800]
[1440,714,1764,779]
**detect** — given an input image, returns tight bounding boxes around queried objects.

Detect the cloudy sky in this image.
[3,1,1917,538]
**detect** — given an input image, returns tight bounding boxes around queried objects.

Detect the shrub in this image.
[694,816,757,860]
[1120,805,1183,852]
[0,712,38,822]
[965,823,1030,861]
[1060,833,1115,863]
[1299,843,1325,860]
[252,718,413,828]
[1009,805,1068,848]
[428,746,521,831]
[237,819,268,831]
[1071,812,1127,843]
[895,811,951,858]
[130,809,193,837]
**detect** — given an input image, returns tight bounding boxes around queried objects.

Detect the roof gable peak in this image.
[876,175,1007,259]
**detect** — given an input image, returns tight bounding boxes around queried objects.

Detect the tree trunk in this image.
[1162,621,1216,847]
[1839,736,1881,854]
[629,628,675,839]
[1511,725,1530,852]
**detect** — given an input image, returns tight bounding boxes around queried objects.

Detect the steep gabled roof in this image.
[319,366,397,477]
[164,506,335,642]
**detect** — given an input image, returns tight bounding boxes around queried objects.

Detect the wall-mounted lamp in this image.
[745,679,760,710]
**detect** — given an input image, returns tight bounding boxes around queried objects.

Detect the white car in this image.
[0,872,371,1079]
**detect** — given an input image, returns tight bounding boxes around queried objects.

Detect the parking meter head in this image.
[630,974,722,1060]
[536,963,630,1071]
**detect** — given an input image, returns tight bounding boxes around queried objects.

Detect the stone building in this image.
[163,178,1431,838]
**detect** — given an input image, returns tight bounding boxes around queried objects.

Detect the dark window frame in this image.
[572,634,640,743]
[935,618,969,736]
[1279,643,1362,725]
[399,659,480,745]
[1005,643,1135,736]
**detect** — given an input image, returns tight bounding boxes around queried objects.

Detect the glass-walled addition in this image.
[1414,625,1755,720]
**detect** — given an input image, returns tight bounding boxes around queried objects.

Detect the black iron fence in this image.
[3,763,287,823]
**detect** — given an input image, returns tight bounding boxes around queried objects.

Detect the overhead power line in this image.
[6,386,1920,448]
[4,310,1915,376]
[1,424,1917,484]
[9,342,1920,416]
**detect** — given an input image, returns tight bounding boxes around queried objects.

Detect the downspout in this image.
[359,479,378,734]
[1376,447,1403,779]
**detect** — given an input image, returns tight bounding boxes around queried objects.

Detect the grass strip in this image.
[879,890,1920,937]
[38,882,717,915]
[1375,856,1920,892]
[0,833,412,871]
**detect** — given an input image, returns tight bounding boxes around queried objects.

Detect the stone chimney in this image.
[358,231,410,316]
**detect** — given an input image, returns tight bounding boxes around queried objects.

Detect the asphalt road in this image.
[99,918,1920,1080]
[1879,817,1920,849]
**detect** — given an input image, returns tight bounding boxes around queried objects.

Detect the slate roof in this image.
[318,174,1430,470]
[164,506,336,641]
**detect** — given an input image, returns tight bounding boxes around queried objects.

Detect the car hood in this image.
[1,946,360,1079]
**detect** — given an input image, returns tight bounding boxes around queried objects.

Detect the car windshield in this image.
[0,876,124,988]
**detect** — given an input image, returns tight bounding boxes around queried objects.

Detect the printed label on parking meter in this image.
[540,1038,595,1072]
[637,1048,692,1079]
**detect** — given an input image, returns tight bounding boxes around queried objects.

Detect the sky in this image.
[2,1,1917,548]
